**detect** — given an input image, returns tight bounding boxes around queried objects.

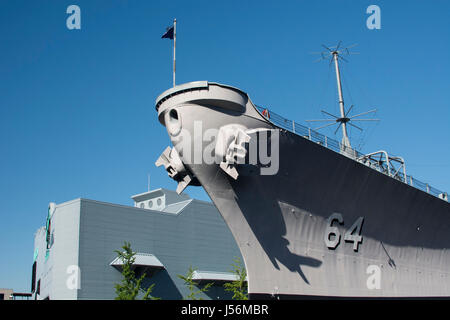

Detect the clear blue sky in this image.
[0,0,449,292]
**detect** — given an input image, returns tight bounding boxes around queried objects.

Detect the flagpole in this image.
[173,18,176,87]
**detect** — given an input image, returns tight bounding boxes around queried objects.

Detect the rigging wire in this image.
[313,60,334,135]
[339,59,380,153]
[339,62,355,144]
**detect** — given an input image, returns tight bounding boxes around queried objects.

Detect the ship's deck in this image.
[255,105,448,202]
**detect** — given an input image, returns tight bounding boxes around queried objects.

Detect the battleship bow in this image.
[155,81,450,299]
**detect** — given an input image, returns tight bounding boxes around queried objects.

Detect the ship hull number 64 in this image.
[324,213,364,251]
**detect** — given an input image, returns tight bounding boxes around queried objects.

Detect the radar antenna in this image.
[307,42,379,151]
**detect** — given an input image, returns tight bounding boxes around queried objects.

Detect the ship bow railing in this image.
[255,105,448,202]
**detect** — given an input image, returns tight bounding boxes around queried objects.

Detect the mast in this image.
[332,51,351,148]
[307,42,379,154]
[173,18,177,87]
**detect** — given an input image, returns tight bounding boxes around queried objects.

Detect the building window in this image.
[157,198,162,206]
[46,220,52,249]
[31,261,37,293]
[148,200,153,208]
[36,280,40,296]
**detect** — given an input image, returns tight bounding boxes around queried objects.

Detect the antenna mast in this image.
[331,48,351,148]
[307,42,378,153]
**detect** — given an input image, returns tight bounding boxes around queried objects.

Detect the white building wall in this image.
[34,199,81,300]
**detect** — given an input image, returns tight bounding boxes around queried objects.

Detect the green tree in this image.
[224,257,248,300]
[113,241,159,300]
[177,266,213,300]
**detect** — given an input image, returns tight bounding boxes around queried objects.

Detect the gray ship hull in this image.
[155,81,450,298]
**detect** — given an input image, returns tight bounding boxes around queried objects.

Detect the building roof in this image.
[110,253,165,269]
[192,270,247,282]
[12,293,32,297]
[162,199,192,214]
[131,188,190,203]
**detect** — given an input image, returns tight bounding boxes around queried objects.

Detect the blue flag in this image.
[161,25,174,40]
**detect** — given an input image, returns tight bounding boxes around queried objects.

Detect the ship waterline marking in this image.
[170,121,280,175]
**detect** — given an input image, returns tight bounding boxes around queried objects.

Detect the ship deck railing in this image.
[255,105,448,202]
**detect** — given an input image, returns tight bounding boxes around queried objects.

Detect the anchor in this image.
[215,124,251,180]
[155,146,199,194]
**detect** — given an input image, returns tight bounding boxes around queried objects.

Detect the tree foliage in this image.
[223,257,248,300]
[114,241,159,300]
[177,266,213,300]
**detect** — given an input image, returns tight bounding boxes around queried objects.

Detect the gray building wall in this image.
[33,189,243,300]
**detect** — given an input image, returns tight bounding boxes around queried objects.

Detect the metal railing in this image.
[255,105,448,202]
